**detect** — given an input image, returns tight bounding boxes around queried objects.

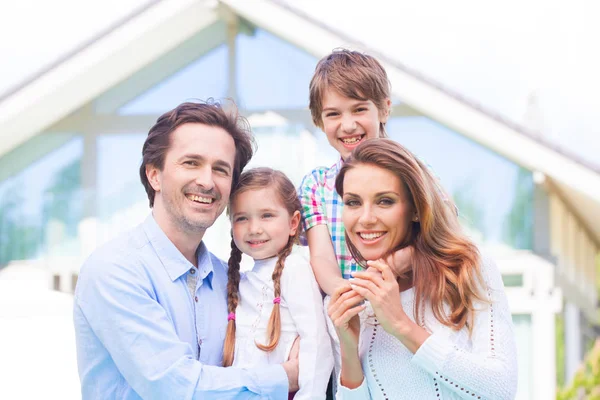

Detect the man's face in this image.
[148,123,236,235]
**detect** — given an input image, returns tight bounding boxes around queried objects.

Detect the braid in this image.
[222,238,242,366]
[255,237,295,352]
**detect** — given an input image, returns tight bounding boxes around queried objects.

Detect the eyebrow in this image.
[231,208,277,218]
[179,154,232,173]
[322,101,370,112]
[344,191,400,197]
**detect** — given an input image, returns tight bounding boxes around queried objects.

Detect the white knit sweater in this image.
[337,256,518,400]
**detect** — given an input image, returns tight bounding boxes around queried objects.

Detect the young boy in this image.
[299,49,412,397]
[300,49,411,298]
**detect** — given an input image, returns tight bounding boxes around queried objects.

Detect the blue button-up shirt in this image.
[74,215,288,399]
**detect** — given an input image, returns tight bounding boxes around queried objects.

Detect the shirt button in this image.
[190,268,196,274]
[195,296,198,302]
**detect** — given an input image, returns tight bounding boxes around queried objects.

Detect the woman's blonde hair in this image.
[335,139,487,333]
[222,167,302,367]
[309,49,391,137]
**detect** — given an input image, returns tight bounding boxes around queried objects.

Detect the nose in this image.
[249,218,263,234]
[341,114,357,133]
[194,165,215,191]
[358,205,377,227]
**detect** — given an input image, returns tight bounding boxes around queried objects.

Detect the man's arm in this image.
[75,258,288,400]
[307,225,348,296]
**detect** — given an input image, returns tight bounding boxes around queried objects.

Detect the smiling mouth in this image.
[357,232,386,242]
[247,240,269,248]
[186,194,214,204]
[340,134,365,145]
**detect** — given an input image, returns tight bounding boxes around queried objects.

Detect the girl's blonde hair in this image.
[309,49,391,137]
[222,167,302,367]
[335,139,487,333]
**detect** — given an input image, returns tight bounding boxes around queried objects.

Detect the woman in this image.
[328,139,518,399]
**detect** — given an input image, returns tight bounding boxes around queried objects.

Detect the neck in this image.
[152,207,205,267]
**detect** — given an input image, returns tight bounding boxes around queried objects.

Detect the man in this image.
[74,101,298,399]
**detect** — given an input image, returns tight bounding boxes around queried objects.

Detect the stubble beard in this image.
[165,192,222,235]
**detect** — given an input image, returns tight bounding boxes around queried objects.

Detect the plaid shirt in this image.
[299,159,359,279]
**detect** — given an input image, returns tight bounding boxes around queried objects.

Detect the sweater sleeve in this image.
[411,256,518,399]
[336,376,371,400]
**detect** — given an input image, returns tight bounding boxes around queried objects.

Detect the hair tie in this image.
[227,312,236,321]
[273,297,281,304]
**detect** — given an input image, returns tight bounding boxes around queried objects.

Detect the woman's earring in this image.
[412,215,419,222]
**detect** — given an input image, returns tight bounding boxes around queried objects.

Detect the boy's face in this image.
[320,89,389,160]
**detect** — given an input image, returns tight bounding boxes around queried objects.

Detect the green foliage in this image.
[42,158,82,237]
[0,158,81,267]
[452,179,486,238]
[557,339,600,400]
[0,185,42,265]
[503,167,534,249]
[557,313,566,387]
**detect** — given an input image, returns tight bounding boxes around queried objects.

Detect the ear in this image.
[146,164,161,192]
[380,97,392,123]
[289,210,302,236]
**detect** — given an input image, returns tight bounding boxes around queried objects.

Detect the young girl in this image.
[224,167,333,399]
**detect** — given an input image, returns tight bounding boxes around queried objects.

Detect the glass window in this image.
[0,137,83,265]
[236,29,317,110]
[119,44,228,115]
[387,117,533,249]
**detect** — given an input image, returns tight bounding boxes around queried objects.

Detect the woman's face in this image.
[342,164,414,262]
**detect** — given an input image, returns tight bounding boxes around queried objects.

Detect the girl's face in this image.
[230,187,300,260]
[320,88,391,160]
[342,164,415,263]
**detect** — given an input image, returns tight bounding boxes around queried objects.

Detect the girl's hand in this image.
[349,259,409,338]
[328,285,365,350]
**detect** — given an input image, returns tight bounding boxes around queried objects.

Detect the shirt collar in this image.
[142,214,215,286]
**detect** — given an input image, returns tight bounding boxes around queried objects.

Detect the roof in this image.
[224,0,600,244]
[0,0,599,243]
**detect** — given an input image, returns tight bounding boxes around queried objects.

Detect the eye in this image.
[344,199,361,207]
[183,160,197,166]
[355,107,368,113]
[233,216,247,223]
[324,111,339,118]
[214,167,230,176]
[378,197,395,206]
[262,213,274,219]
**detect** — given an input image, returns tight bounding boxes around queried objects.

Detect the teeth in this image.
[188,195,213,204]
[342,136,362,144]
[359,232,383,240]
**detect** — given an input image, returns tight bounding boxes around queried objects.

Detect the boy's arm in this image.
[307,225,349,296]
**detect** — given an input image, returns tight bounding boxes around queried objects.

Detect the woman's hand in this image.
[350,259,431,353]
[350,259,407,337]
[328,285,365,350]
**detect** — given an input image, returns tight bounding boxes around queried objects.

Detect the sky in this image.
[1,0,598,168]
[283,0,600,167]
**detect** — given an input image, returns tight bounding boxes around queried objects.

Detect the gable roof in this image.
[0,0,598,244]
[223,0,600,244]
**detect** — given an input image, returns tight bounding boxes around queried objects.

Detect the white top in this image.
[337,256,518,400]
[232,247,333,400]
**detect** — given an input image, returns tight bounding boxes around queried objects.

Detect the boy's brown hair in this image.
[309,49,392,136]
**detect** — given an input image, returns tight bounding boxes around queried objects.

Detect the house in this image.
[0,1,598,398]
